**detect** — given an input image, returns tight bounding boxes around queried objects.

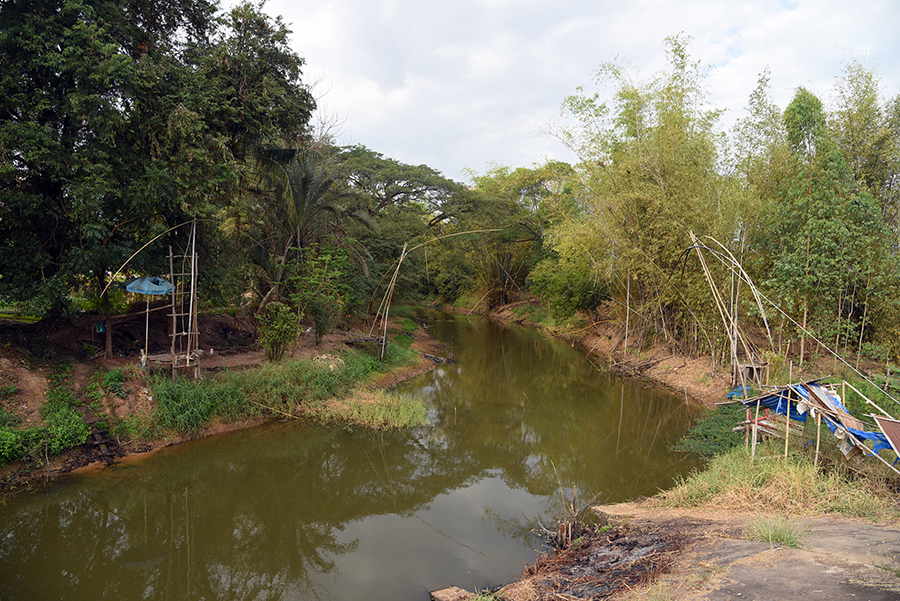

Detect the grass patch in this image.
[311,389,427,428]
[744,515,808,548]
[659,445,898,520]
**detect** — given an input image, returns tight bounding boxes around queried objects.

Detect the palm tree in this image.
[246,147,371,308]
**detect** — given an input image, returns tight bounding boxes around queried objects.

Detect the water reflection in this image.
[0,314,701,600]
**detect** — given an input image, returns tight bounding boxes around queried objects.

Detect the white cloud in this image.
[246,0,900,181]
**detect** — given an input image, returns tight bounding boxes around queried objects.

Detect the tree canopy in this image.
[0,0,315,312]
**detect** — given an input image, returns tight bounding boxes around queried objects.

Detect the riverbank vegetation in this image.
[660,444,900,521]
[3,2,900,476]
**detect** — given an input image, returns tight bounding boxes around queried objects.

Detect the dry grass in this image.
[657,444,900,521]
[309,388,428,429]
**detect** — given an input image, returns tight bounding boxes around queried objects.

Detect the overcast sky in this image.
[240,0,900,182]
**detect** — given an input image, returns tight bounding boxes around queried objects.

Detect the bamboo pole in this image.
[784,401,791,458]
[624,274,630,357]
[814,412,822,468]
[751,397,761,462]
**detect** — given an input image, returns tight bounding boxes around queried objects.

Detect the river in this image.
[0,313,702,600]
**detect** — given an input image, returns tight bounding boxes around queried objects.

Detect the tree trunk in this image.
[99,274,113,359]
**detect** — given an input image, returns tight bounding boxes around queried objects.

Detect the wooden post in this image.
[751,397,761,462]
[814,412,822,468]
[784,401,791,458]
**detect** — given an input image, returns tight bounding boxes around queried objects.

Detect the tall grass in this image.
[149,345,425,435]
[659,445,898,520]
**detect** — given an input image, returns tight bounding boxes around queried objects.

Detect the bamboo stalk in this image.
[814,412,822,468]
[784,402,791,458]
[751,397,761,462]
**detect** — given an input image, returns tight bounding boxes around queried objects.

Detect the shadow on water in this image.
[0,313,702,600]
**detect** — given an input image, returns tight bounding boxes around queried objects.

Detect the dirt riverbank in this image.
[433,501,900,601]
[0,312,449,492]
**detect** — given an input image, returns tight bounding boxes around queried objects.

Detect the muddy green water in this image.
[0,314,702,600]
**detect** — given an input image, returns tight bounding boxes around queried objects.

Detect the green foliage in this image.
[0,427,22,464]
[530,249,606,320]
[290,245,352,344]
[0,385,16,400]
[0,362,90,465]
[152,377,225,434]
[146,346,415,434]
[554,35,736,354]
[102,368,127,399]
[760,87,890,360]
[109,414,154,442]
[672,403,746,456]
[44,407,90,455]
[257,301,300,362]
[0,0,315,315]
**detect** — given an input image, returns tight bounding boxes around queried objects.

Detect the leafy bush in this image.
[257,301,300,362]
[45,407,90,454]
[529,252,606,320]
[102,368,127,399]
[0,427,22,464]
[290,245,351,344]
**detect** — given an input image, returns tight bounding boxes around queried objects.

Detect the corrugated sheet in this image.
[874,416,900,456]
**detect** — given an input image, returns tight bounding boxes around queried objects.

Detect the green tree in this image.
[0,0,315,342]
[763,87,888,363]
[829,61,900,231]
[555,35,737,351]
[235,147,372,310]
[339,145,464,221]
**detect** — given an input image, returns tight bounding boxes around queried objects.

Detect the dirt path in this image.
[596,502,900,600]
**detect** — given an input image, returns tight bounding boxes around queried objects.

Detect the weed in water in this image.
[672,403,745,456]
[744,515,807,548]
[313,389,428,428]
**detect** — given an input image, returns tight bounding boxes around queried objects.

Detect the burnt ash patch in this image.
[506,524,688,600]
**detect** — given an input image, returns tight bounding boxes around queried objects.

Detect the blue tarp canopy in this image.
[741,381,892,455]
[125,275,173,295]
